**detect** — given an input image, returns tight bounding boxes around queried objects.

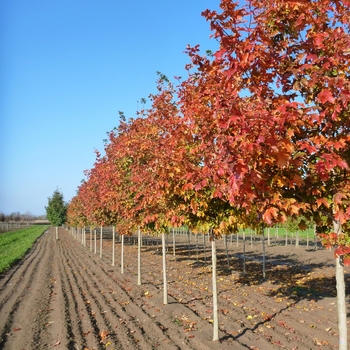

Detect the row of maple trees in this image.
[68,0,350,260]
[66,1,350,348]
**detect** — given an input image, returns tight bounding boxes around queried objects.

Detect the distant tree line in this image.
[0,211,47,222]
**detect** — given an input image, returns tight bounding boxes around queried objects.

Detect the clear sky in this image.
[0,0,221,216]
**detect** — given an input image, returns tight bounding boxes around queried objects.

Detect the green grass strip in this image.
[0,225,49,274]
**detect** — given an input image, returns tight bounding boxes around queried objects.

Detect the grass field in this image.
[0,225,49,273]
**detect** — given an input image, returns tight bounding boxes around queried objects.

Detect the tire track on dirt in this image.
[0,230,54,349]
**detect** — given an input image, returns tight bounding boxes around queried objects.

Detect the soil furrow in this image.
[81,246,198,349]
[0,231,53,349]
[60,234,144,349]
[80,242,224,349]
[0,232,48,309]
[62,242,158,349]
[61,242,106,349]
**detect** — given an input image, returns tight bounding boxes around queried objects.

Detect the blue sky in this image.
[0,0,221,216]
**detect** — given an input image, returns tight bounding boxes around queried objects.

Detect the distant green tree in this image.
[46,189,67,240]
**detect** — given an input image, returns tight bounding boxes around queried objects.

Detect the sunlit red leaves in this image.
[317,89,335,105]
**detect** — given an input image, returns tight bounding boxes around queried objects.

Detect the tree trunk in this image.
[112,226,115,266]
[138,228,142,285]
[314,224,318,250]
[121,234,124,274]
[203,231,207,264]
[285,227,288,246]
[225,234,230,269]
[100,226,103,258]
[90,226,92,251]
[243,233,246,275]
[333,219,347,350]
[262,230,266,279]
[172,228,176,258]
[211,233,219,341]
[162,233,168,304]
[55,226,58,240]
[187,230,191,258]
[94,229,97,254]
[295,232,299,248]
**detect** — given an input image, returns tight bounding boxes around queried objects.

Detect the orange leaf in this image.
[99,331,109,341]
[262,207,279,225]
[333,192,346,205]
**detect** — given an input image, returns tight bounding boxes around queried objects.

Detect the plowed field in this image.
[0,227,349,349]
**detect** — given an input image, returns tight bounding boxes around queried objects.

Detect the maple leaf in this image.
[262,207,279,225]
[317,89,335,104]
[276,153,289,167]
[298,220,308,231]
[333,192,346,205]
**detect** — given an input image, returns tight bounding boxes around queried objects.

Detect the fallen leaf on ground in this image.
[99,331,109,341]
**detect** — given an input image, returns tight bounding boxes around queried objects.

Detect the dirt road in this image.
[0,227,348,349]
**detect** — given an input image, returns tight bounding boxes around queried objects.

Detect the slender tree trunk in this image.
[243,233,246,275]
[225,234,230,269]
[162,232,168,304]
[121,234,124,274]
[90,226,92,251]
[262,230,266,279]
[187,230,191,258]
[94,229,97,254]
[112,226,115,266]
[100,226,103,258]
[333,219,347,350]
[274,226,277,244]
[211,232,219,341]
[285,227,288,246]
[172,228,176,258]
[203,230,207,263]
[138,228,142,285]
[314,224,318,250]
[55,226,58,240]
[166,232,168,253]
[295,232,299,248]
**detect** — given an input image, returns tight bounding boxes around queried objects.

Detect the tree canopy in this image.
[46,189,67,227]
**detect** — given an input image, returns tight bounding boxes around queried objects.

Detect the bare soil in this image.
[0,227,349,350]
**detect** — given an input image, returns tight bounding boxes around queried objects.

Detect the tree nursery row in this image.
[62,1,350,348]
